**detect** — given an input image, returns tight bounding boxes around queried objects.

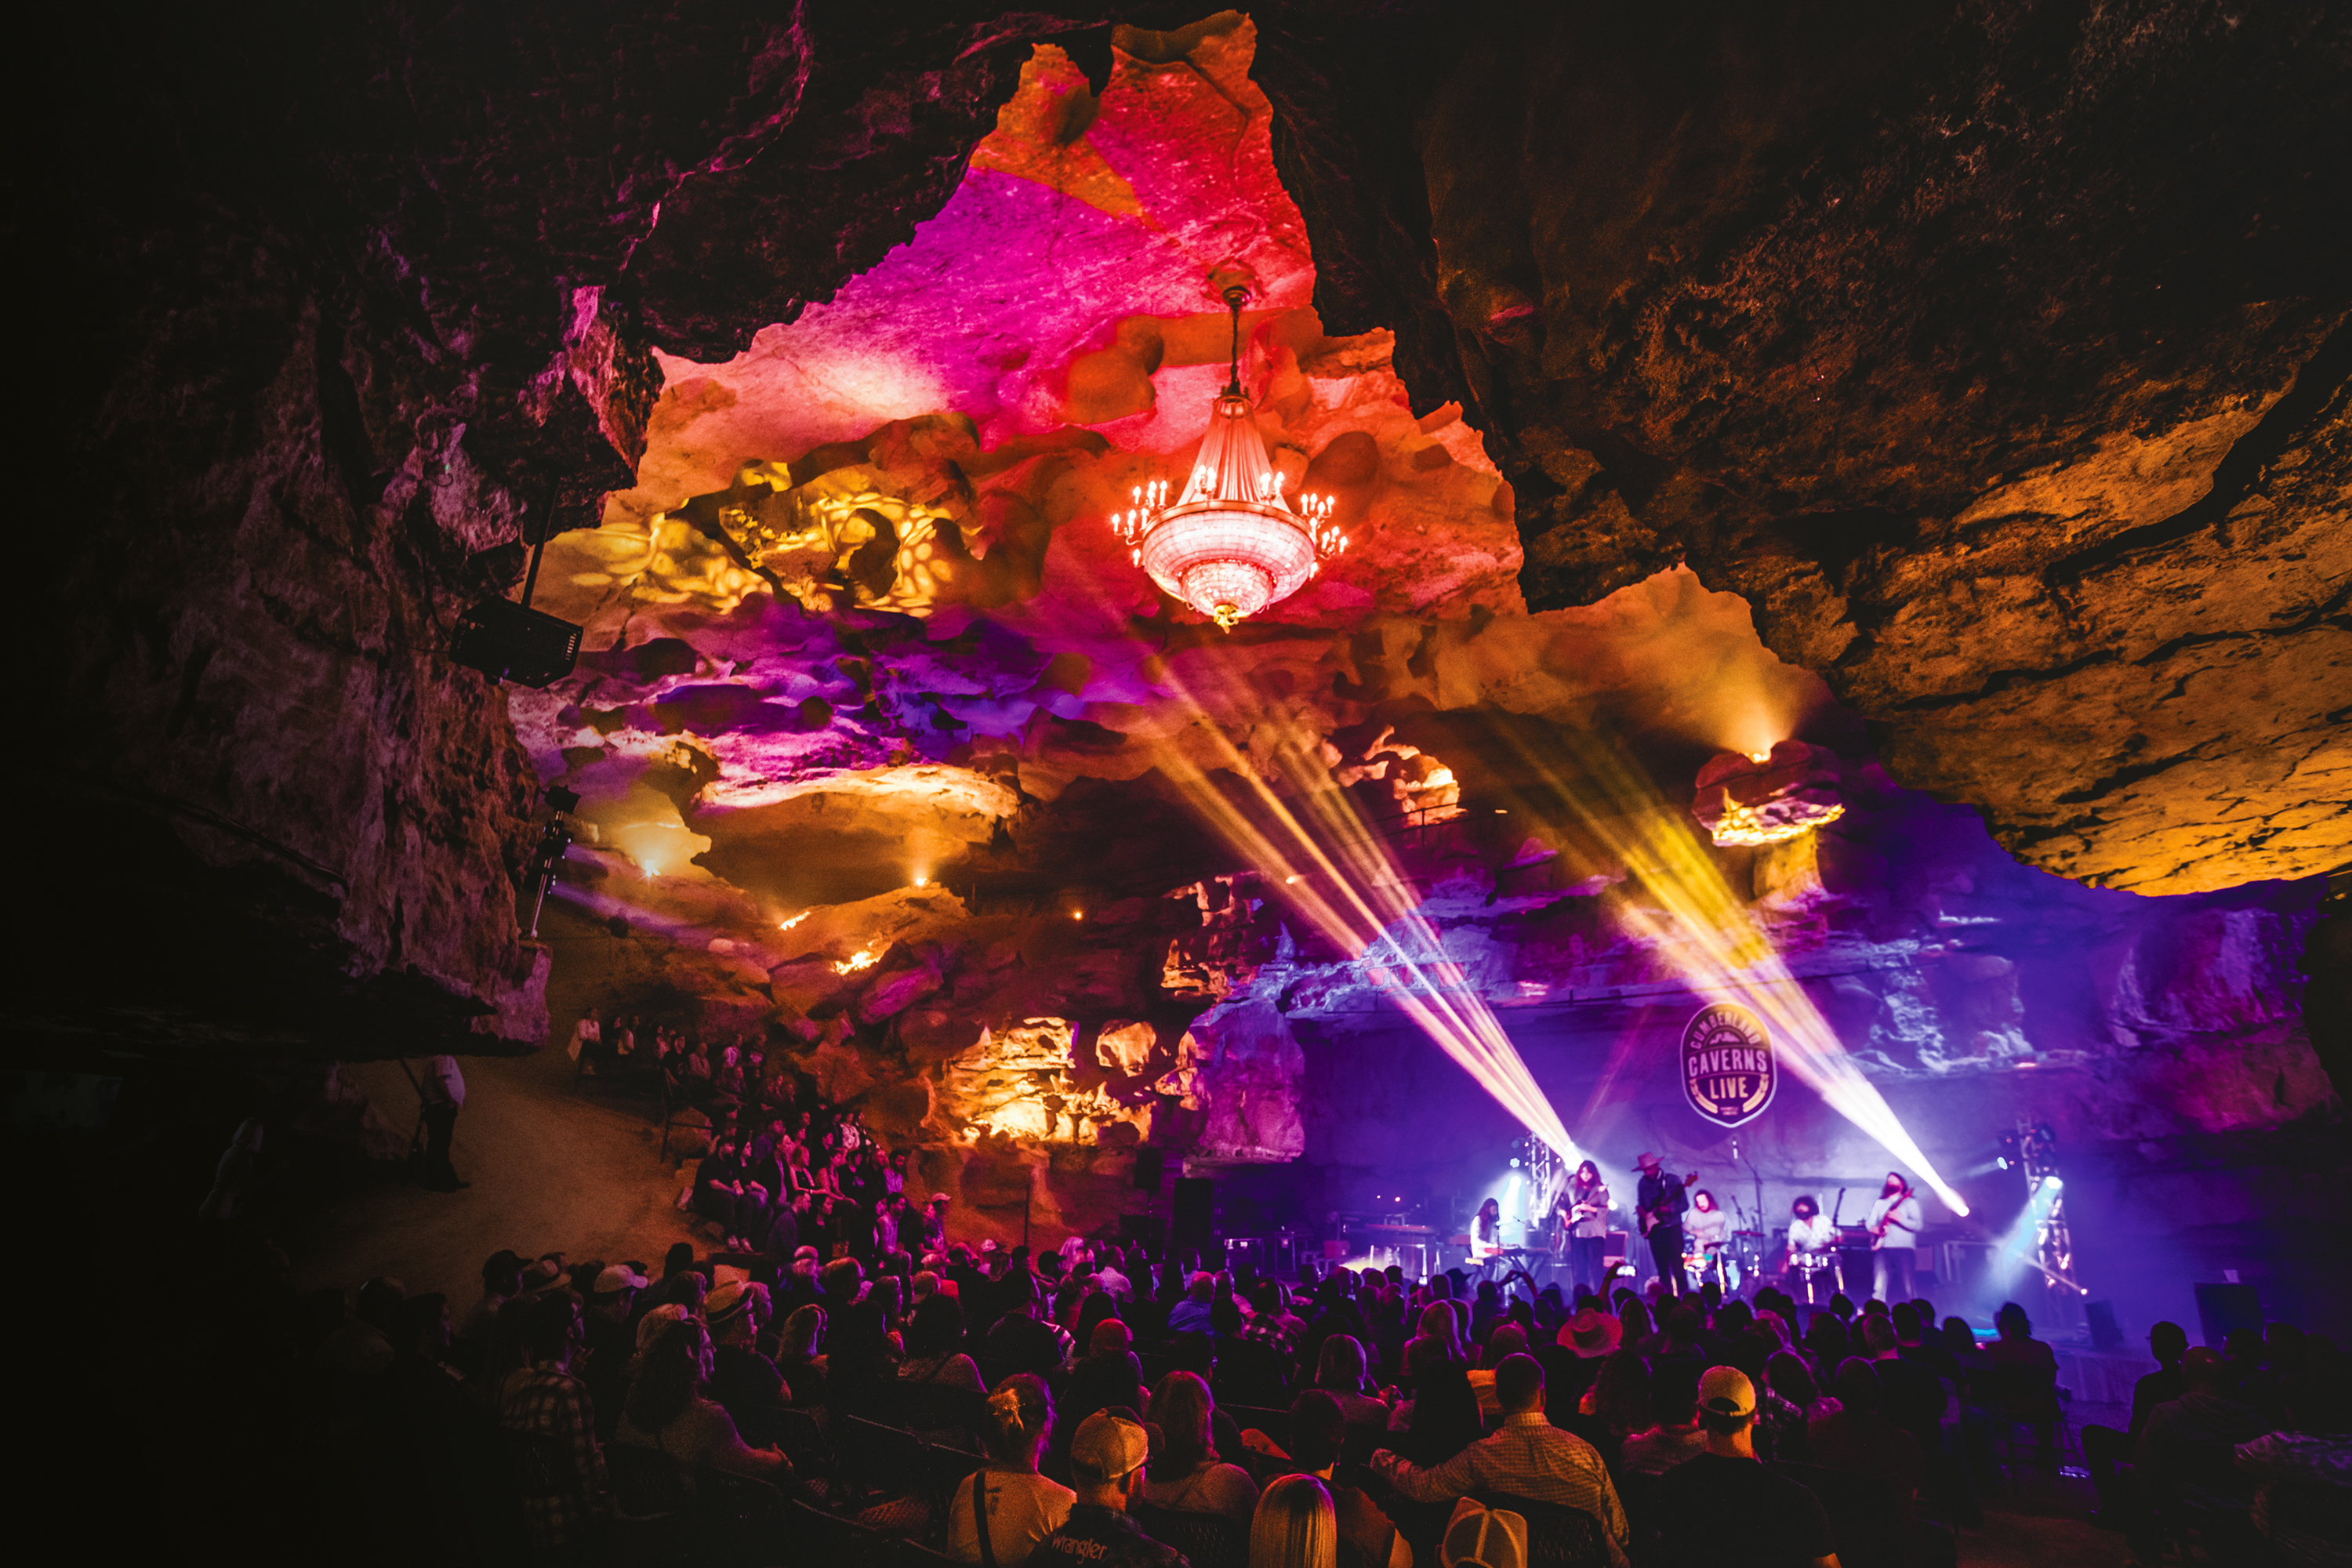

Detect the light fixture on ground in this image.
[1111,285,1348,630]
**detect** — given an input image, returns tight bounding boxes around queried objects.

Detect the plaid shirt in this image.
[1240,1312,1298,1363]
[1376,1411,1630,1567]
[498,1364,609,1549]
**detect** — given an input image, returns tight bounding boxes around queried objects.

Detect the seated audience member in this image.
[1395,1362,1485,1468]
[1656,1367,1838,1568]
[1062,1318,1146,1448]
[1651,1305,1709,1375]
[1243,1279,1301,1365]
[706,1280,789,1427]
[772,1303,828,1404]
[1250,1472,1339,1568]
[945,1374,1074,1566]
[1316,1334,1392,1426]
[2085,1319,2190,1519]
[492,1290,609,1553]
[1621,1361,1708,1476]
[902,1294,985,1392]
[2234,1372,2352,1568]
[1861,1312,1947,1454]
[989,1274,1073,1382]
[459,1249,525,1359]
[1169,1271,1220,1336]
[1581,1350,1653,1444]
[1808,1359,1921,1521]
[1143,1370,1261,1523]
[1759,1352,1821,1463]
[615,1316,789,1490]
[1287,1390,1410,1568]
[582,1263,646,1436]
[1372,1354,1632,1568]
[2134,1347,2270,1515]
[1031,1410,1185,1568]
[1986,1301,2060,1376]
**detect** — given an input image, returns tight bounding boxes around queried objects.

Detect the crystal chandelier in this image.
[1112,286,1348,629]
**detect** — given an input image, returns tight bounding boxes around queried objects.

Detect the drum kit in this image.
[1685,1229,1768,1293]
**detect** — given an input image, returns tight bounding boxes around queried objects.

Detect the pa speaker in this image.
[451,597,583,688]
[1172,1177,1215,1248]
[2194,1283,2263,1349]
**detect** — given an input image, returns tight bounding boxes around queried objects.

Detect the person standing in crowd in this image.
[1563,1162,1611,1296]
[418,1053,468,1191]
[1867,1173,1923,1303]
[1634,1153,1688,1298]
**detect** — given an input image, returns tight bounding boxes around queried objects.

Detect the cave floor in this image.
[291,1041,700,1307]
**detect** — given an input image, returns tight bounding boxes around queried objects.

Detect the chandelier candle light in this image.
[1112,285,1349,629]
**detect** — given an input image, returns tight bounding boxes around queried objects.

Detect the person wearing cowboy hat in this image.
[1634,1153,1690,1299]
[1559,1305,1624,1359]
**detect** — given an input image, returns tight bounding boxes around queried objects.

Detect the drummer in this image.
[1784,1194,1836,1302]
[1686,1190,1731,1287]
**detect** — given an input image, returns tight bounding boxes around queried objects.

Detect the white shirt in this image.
[1787,1214,1836,1253]
[943,1467,1073,1565]
[422,1054,466,1107]
[1867,1192,1923,1249]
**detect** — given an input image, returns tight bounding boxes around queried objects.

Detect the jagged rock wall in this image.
[1276,0,2352,895]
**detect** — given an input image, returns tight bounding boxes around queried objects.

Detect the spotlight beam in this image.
[1145,677,1578,1160]
[1485,724,1971,1215]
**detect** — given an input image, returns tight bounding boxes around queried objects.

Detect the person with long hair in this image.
[1142,1370,1260,1523]
[1580,1349,1653,1444]
[1314,1335,1389,1425]
[902,1294,985,1392]
[1563,1160,1611,1295]
[614,1315,788,1490]
[944,1374,1073,1566]
[773,1303,827,1404]
[1396,1362,1483,1468]
[1248,1473,1338,1568]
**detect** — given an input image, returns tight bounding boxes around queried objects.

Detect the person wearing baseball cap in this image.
[1027,1410,1182,1568]
[1654,1367,1838,1568]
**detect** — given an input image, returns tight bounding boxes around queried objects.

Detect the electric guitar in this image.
[1636,1171,1699,1237]
[1869,1187,1917,1250]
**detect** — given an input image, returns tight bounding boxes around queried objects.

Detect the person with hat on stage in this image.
[1633,1153,1690,1299]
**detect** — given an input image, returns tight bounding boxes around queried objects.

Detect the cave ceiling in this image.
[34,2,2347,1076]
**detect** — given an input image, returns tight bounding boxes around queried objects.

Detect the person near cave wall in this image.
[419,1054,468,1191]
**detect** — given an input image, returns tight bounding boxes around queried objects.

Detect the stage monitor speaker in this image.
[2085,1299,2124,1351]
[1133,1146,1165,1191]
[2194,1283,2263,1349]
[1171,1177,1216,1250]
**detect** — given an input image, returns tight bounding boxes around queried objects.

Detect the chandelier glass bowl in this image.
[1112,289,1348,629]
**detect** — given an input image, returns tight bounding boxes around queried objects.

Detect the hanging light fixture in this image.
[1111,285,1348,629]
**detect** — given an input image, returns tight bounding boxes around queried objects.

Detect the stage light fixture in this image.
[545,785,582,814]
[450,509,582,687]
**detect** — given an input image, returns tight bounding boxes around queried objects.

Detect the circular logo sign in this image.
[1682,1002,1777,1129]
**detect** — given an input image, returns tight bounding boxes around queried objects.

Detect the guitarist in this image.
[1867,1171,1924,1303]
[1634,1152,1693,1298]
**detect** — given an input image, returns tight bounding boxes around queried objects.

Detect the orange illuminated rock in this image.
[1692,742,1846,848]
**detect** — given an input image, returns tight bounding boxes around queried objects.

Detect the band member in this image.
[1868,1171,1925,1302]
[1473,1196,1504,1274]
[1784,1195,1835,1303]
[1562,1160,1611,1294]
[1686,1190,1729,1249]
[1635,1152,1690,1298]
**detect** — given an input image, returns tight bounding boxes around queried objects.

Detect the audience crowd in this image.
[265,1049,2350,1566]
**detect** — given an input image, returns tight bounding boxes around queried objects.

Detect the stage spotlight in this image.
[1509,1156,1522,1168]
